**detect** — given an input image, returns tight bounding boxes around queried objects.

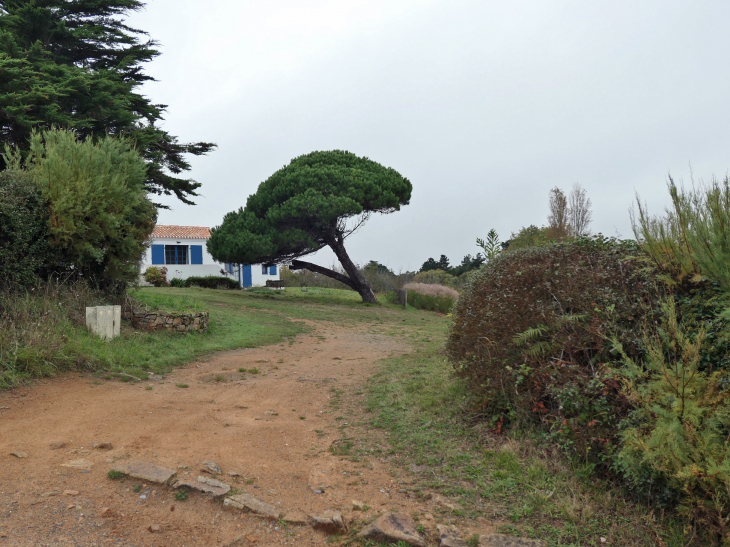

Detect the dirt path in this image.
[0,322,474,546]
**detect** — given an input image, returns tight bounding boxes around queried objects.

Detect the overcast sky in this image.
[127,1,730,271]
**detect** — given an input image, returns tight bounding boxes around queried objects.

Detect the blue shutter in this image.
[151,245,164,265]
[269,265,277,275]
[190,245,203,265]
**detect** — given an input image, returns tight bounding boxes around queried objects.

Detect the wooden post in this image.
[396,289,407,309]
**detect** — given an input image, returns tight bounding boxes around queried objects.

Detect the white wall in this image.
[251,264,281,287]
[141,237,224,281]
[141,237,281,287]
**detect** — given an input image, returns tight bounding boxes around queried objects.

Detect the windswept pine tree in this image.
[0,0,215,205]
[207,151,412,303]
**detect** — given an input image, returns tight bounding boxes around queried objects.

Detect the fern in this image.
[513,325,549,347]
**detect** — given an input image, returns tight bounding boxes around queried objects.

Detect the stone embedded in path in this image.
[173,476,230,497]
[9,451,28,458]
[61,459,93,470]
[92,442,113,450]
[437,524,467,547]
[309,510,346,534]
[63,490,80,496]
[224,494,279,519]
[479,534,547,547]
[281,510,310,525]
[200,460,222,474]
[111,460,177,485]
[148,523,161,533]
[49,442,67,450]
[358,513,425,547]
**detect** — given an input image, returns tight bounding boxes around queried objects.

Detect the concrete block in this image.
[85,305,121,340]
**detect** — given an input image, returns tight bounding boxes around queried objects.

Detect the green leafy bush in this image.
[144,266,168,287]
[169,277,187,288]
[5,129,156,287]
[447,237,662,463]
[184,276,240,290]
[0,170,50,286]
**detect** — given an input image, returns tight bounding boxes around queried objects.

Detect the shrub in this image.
[185,276,240,290]
[413,269,455,286]
[144,266,168,287]
[169,277,187,288]
[404,283,459,300]
[615,298,730,539]
[403,283,458,314]
[5,129,156,287]
[447,237,662,463]
[633,175,730,291]
[0,170,51,286]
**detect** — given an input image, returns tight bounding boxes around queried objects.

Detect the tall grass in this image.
[633,175,730,289]
[0,281,113,388]
[403,283,458,314]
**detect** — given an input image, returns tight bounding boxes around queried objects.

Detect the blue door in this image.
[242,265,252,288]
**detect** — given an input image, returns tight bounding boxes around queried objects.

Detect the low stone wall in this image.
[127,309,209,333]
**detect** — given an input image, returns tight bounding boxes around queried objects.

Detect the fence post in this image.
[396,288,407,309]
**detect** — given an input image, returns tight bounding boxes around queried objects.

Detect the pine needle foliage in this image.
[633,175,730,292]
[615,298,730,541]
[0,0,216,205]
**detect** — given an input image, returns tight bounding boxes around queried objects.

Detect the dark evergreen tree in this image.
[207,151,412,303]
[420,257,439,272]
[0,0,215,205]
[450,253,484,277]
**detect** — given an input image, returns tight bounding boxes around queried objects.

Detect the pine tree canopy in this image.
[0,0,215,205]
[207,150,412,303]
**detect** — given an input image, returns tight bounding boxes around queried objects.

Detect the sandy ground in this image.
[0,323,487,547]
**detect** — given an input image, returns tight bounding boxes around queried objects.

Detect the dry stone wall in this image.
[127,309,209,333]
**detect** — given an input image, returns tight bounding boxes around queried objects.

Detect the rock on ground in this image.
[61,459,93,470]
[437,524,467,547]
[309,510,345,534]
[92,442,113,450]
[223,494,280,519]
[479,534,547,547]
[358,512,425,547]
[111,460,177,485]
[282,510,310,525]
[173,476,230,497]
[200,460,222,474]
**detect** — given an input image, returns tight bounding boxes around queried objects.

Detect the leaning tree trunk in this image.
[288,236,378,303]
[325,234,378,303]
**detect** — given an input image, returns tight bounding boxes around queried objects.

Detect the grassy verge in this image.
[362,310,687,546]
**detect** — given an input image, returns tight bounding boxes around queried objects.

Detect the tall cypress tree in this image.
[0,1,215,205]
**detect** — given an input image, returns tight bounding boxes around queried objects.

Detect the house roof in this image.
[151,225,211,239]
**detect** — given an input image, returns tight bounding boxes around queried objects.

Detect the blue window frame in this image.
[262,265,268,275]
[164,245,188,265]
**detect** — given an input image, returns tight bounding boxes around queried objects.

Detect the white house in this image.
[141,225,280,288]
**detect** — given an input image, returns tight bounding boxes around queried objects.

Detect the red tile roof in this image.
[151,225,211,239]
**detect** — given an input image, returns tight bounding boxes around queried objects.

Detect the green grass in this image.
[363,314,687,547]
[130,290,207,313]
